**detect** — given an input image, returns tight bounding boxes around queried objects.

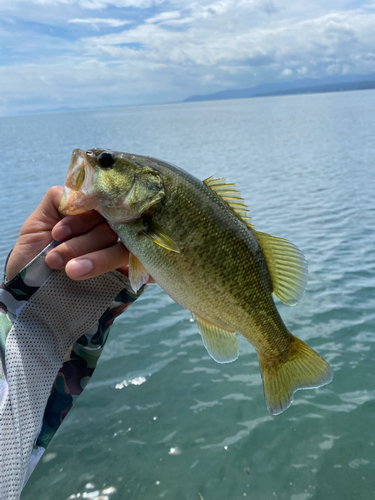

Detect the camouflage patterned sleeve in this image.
[0,241,146,499]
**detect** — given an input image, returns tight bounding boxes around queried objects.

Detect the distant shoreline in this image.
[5,76,375,118]
[184,79,375,103]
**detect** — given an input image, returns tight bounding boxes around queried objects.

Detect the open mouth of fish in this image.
[59,149,99,216]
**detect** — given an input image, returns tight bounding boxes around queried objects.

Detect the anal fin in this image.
[129,252,150,293]
[192,313,239,363]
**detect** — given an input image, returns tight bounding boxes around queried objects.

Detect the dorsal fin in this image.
[255,231,308,306]
[203,176,255,229]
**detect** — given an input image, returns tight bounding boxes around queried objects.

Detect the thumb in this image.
[20,186,64,236]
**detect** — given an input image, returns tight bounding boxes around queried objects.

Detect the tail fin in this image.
[258,335,333,415]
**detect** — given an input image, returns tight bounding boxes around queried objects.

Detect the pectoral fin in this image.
[192,313,238,363]
[141,221,180,253]
[129,252,150,292]
[255,231,308,306]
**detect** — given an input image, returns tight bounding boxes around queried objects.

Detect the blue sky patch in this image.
[1,0,375,116]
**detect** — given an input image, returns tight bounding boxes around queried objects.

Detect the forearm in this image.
[0,243,146,499]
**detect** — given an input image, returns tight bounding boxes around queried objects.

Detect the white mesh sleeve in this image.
[0,268,131,499]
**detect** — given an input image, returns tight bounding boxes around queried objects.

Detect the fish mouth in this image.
[59,149,99,216]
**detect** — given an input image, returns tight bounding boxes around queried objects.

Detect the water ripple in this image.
[9,92,375,500]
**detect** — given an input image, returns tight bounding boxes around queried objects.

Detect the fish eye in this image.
[97,151,115,169]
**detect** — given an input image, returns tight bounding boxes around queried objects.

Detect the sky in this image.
[1,0,375,116]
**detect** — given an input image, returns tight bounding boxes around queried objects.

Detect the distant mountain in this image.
[184,74,375,103]
[20,105,90,115]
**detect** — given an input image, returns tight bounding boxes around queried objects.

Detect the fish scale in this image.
[137,175,270,335]
[60,148,333,415]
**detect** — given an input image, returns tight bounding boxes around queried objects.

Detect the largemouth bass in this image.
[59,149,333,415]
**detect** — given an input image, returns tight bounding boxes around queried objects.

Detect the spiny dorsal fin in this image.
[192,313,239,363]
[255,231,308,306]
[203,176,254,229]
[129,252,150,293]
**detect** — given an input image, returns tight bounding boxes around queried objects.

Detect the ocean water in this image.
[1,90,375,500]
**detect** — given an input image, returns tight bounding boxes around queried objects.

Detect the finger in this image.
[65,241,130,280]
[39,186,65,225]
[52,210,104,242]
[6,187,65,280]
[19,186,64,236]
[46,221,118,269]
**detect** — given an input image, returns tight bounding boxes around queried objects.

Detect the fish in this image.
[59,148,333,415]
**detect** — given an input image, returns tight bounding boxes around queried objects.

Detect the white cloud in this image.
[77,0,162,8]
[79,9,375,72]
[2,0,375,115]
[0,0,162,7]
[145,11,181,24]
[68,17,132,26]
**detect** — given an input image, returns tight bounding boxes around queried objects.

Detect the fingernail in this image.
[54,224,71,241]
[46,252,64,269]
[66,259,93,278]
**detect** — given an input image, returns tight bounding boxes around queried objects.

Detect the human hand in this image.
[6,186,144,282]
